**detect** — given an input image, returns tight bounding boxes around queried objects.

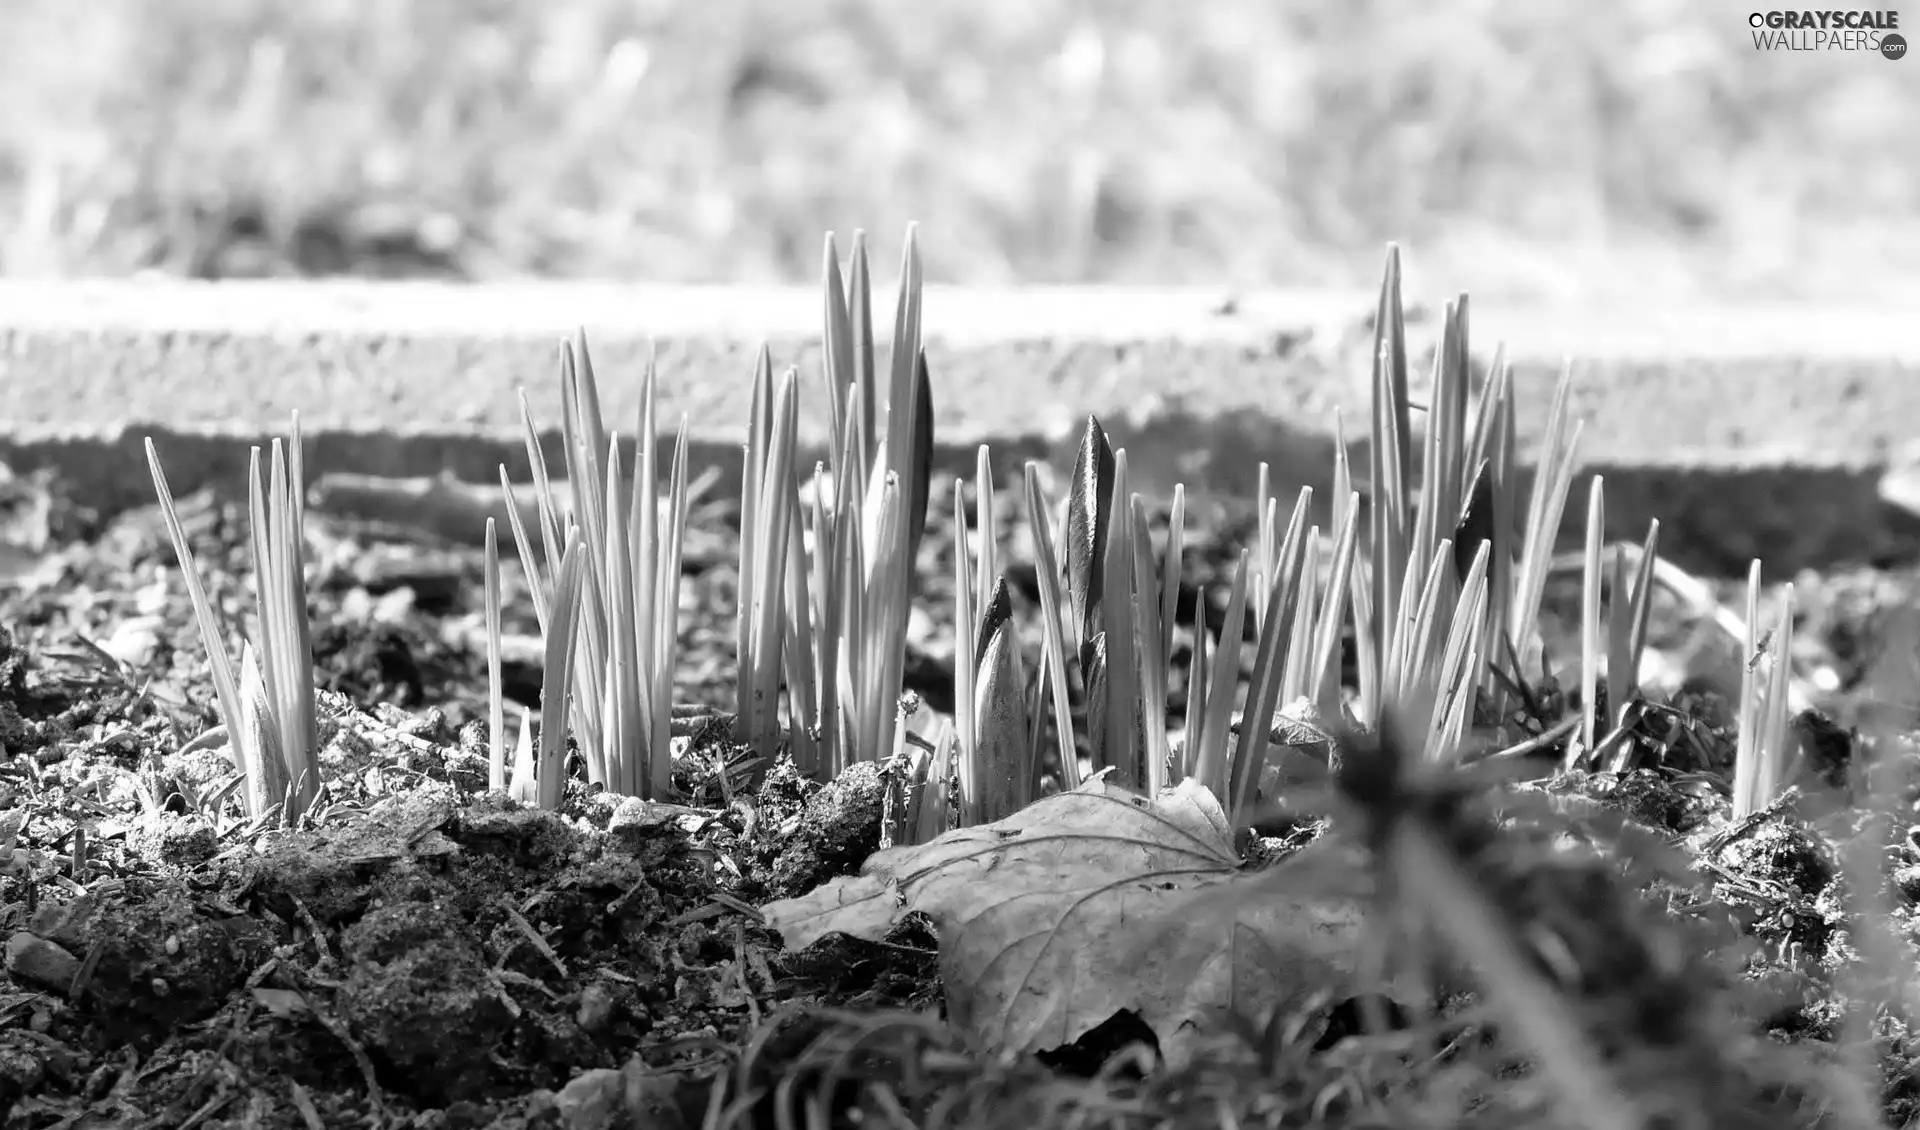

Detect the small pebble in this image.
[576,980,618,1033]
[4,933,80,993]
[607,796,700,837]
[552,1068,625,1130]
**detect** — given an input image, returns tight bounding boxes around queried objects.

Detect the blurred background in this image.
[0,0,1912,302]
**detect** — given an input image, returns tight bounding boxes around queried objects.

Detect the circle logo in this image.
[1885,32,1908,59]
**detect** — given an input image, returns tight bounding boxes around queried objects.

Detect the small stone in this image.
[1894,864,1920,904]
[576,979,619,1033]
[607,797,700,838]
[5,933,79,993]
[553,1068,626,1130]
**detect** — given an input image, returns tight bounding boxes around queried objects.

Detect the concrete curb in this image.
[4,281,1918,575]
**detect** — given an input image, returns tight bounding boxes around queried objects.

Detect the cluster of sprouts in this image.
[144,230,1802,844]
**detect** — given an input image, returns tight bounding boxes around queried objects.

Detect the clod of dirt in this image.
[4,933,81,992]
[1716,818,1838,903]
[143,813,219,868]
[23,884,274,1047]
[239,788,465,925]
[336,878,519,1104]
[158,742,239,803]
[1710,813,1844,959]
[1618,769,1712,834]
[49,784,744,1116]
[762,759,889,899]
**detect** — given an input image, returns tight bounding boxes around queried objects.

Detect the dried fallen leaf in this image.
[760,774,1365,1065]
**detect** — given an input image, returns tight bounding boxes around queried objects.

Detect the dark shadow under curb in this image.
[6,418,1915,580]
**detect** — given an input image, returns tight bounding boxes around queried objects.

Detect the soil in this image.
[3,463,1920,1129]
